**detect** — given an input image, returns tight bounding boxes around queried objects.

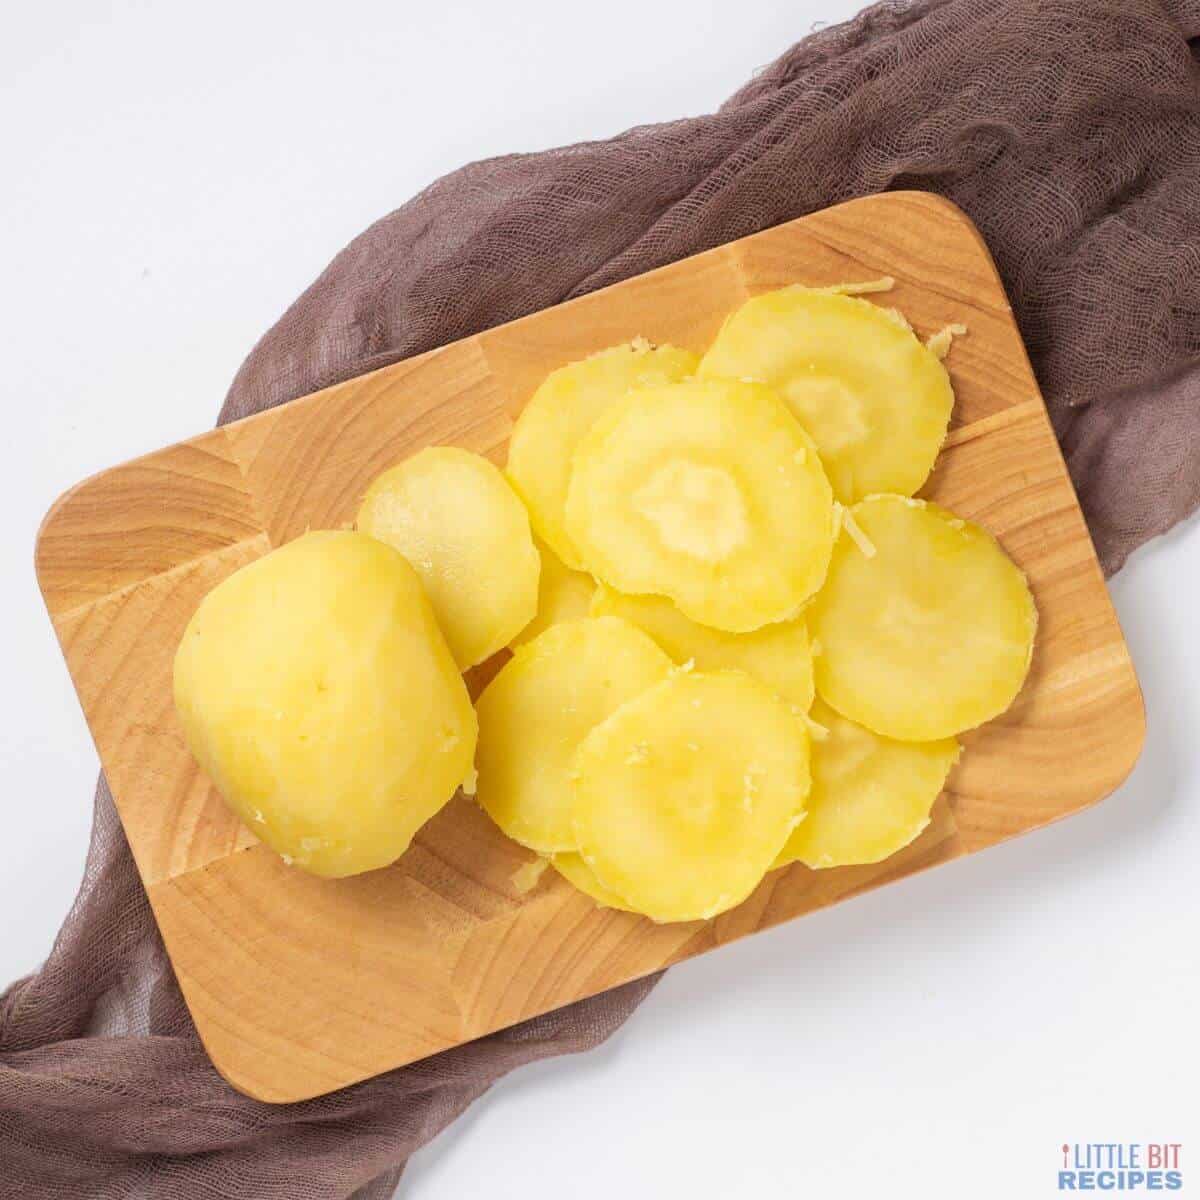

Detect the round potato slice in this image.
[357,446,539,669]
[565,378,834,632]
[590,583,814,712]
[552,852,635,912]
[475,617,673,854]
[698,287,954,503]
[173,531,476,878]
[511,537,596,648]
[506,340,698,568]
[774,699,959,869]
[811,495,1037,740]
[572,671,810,923]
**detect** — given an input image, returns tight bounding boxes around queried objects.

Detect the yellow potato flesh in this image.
[357,446,539,669]
[475,617,673,854]
[511,537,596,648]
[506,341,698,569]
[551,851,635,912]
[590,583,814,712]
[811,495,1037,741]
[698,287,954,503]
[572,671,810,923]
[565,378,834,632]
[774,699,959,869]
[172,531,476,878]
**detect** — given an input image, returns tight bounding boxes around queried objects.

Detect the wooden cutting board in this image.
[36,192,1144,1103]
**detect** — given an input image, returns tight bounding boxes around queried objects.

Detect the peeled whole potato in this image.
[173,530,477,878]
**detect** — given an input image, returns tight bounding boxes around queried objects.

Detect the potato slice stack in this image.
[358,291,1035,921]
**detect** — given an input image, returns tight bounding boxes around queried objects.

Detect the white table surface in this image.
[2,3,1195,1197]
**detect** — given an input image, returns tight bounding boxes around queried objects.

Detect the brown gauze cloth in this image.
[3,0,1199,1194]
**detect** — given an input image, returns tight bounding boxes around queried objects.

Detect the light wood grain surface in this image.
[35,192,1144,1102]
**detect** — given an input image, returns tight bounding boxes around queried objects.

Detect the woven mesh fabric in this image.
[2,1,1198,1194]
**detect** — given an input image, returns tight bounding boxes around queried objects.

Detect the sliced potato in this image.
[572,671,810,923]
[475,617,673,854]
[811,495,1037,741]
[590,583,814,712]
[511,537,596,648]
[507,340,698,568]
[698,287,954,503]
[357,446,539,669]
[552,851,635,912]
[774,699,959,869]
[565,378,834,632]
[173,531,476,878]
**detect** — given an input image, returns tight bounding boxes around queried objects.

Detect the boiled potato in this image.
[590,583,814,712]
[572,671,810,923]
[475,617,673,854]
[551,851,636,912]
[565,378,834,632]
[810,495,1037,740]
[698,287,954,503]
[774,699,959,869]
[507,340,698,569]
[357,446,539,669]
[511,537,596,648]
[173,530,476,878]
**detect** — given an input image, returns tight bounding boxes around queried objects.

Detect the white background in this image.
[2,3,1195,1197]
